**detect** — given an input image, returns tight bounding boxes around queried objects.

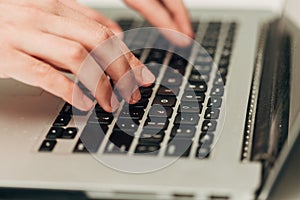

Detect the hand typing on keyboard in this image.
[0,0,192,112]
[124,0,194,46]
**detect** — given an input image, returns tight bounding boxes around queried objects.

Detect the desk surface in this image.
[267,135,300,200]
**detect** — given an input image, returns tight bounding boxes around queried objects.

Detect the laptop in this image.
[0,0,299,199]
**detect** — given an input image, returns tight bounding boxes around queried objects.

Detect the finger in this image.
[5,51,94,111]
[161,0,194,38]
[124,49,155,87]
[13,31,119,112]
[42,0,151,90]
[109,37,155,86]
[40,13,142,104]
[124,0,191,46]
[59,0,123,34]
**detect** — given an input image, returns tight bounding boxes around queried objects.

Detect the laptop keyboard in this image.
[39,19,237,159]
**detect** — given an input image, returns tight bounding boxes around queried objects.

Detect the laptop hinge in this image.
[251,19,290,166]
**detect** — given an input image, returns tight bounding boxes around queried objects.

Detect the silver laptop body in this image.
[0,1,299,199]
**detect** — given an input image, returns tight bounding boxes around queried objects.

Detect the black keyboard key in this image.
[221,48,231,59]
[165,139,192,157]
[60,103,88,116]
[132,98,149,108]
[219,57,230,68]
[157,86,179,96]
[178,102,202,114]
[114,118,139,133]
[207,97,222,108]
[192,64,212,75]
[59,103,73,115]
[169,54,188,69]
[186,82,207,93]
[213,76,226,86]
[119,107,144,120]
[61,128,78,139]
[109,130,134,151]
[144,117,169,130]
[46,127,64,139]
[204,47,216,57]
[80,124,106,153]
[73,139,88,153]
[139,131,165,144]
[125,98,149,109]
[182,91,205,103]
[132,49,144,59]
[89,112,113,125]
[204,108,220,119]
[218,67,228,77]
[149,105,173,118]
[197,46,213,55]
[53,115,71,127]
[145,62,161,77]
[195,53,213,64]
[153,96,177,107]
[223,40,233,50]
[166,66,186,75]
[202,120,217,132]
[196,144,211,159]
[208,22,221,28]
[174,113,200,125]
[39,140,57,152]
[96,113,114,125]
[189,73,209,83]
[94,104,107,113]
[199,132,214,145]
[135,144,160,154]
[146,49,166,63]
[171,125,196,138]
[202,39,218,48]
[139,87,153,98]
[105,141,129,154]
[161,75,182,86]
[85,121,109,133]
[210,86,224,96]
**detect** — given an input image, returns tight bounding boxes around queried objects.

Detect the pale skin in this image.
[0,0,193,112]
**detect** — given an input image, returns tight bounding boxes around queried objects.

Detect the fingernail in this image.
[111,94,120,112]
[130,89,141,104]
[82,95,94,110]
[142,67,155,84]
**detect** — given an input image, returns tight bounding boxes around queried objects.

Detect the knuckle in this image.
[45,0,60,11]
[96,25,112,42]
[21,6,43,21]
[68,43,87,63]
[31,62,51,78]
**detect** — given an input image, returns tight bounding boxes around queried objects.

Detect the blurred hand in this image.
[0,0,192,113]
[0,0,155,112]
[124,0,194,46]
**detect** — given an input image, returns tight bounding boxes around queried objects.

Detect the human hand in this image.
[124,0,194,46]
[0,0,155,112]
